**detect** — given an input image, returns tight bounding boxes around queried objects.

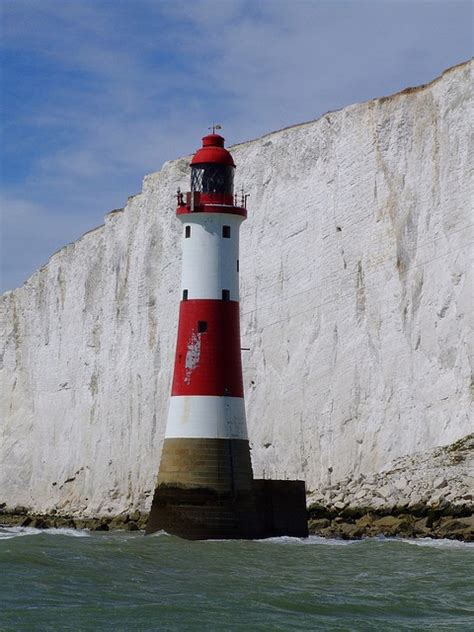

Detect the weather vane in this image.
[209,123,222,134]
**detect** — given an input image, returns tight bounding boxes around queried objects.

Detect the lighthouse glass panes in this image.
[191,163,234,194]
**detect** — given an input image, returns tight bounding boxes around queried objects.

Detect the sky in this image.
[1,0,472,292]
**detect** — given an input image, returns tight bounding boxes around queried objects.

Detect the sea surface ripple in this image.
[1,527,473,631]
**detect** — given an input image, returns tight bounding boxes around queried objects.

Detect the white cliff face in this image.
[1,61,472,517]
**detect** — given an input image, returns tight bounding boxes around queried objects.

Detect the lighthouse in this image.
[146,132,308,540]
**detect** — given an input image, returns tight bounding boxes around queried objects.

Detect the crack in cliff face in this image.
[355,260,366,322]
[89,373,98,397]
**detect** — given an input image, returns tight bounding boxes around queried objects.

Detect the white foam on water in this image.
[0,526,90,540]
[256,535,474,549]
[202,535,383,546]
[305,535,362,546]
[0,527,41,540]
[400,537,474,550]
[147,529,171,538]
[44,527,90,538]
[259,535,304,544]
[258,535,361,546]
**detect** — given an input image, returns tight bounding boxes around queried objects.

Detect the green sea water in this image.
[0,527,473,631]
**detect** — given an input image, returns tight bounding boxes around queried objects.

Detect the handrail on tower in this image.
[236,185,250,209]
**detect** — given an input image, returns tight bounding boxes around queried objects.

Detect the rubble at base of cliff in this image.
[0,506,148,532]
[307,434,474,542]
[307,506,473,542]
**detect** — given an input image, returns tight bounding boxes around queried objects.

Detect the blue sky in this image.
[1,0,472,292]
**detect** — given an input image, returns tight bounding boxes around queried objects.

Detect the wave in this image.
[0,526,90,540]
[145,533,474,548]
[1,527,471,548]
[147,529,171,537]
[399,537,474,550]
[202,535,362,545]
[260,535,361,546]
[258,535,474,549]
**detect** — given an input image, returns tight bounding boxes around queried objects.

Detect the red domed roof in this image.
[191,134,235,167]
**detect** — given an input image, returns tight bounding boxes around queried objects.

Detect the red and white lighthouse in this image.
[146,133,308,540]
[168,133,248,444]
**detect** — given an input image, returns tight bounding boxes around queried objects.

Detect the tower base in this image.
[145,437,308,539]
[145,478,308,540]
[253,479,309,538]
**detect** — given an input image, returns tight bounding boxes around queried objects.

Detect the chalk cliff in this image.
[1,60,472,517]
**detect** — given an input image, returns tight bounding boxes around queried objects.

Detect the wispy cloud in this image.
[1,0,472,291]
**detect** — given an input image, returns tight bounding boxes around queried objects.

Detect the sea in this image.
[0,527,473,631]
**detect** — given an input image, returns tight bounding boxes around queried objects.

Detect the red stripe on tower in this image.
[171,300,244,397]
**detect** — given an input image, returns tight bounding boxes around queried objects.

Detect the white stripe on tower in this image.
[165,396,248,439]
[180,213,243,301]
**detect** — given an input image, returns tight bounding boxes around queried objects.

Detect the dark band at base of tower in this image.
[146,438,308,540]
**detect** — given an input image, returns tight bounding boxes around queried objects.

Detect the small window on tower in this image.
[222,289,230,301]
[182,289,188,300]
[185,226,191,238]
[222,225,231,238]
[198,320,208,333]
[236,259,239,272]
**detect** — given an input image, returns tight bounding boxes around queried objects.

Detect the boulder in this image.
[308,518,331,532]
[436,515,474,541]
